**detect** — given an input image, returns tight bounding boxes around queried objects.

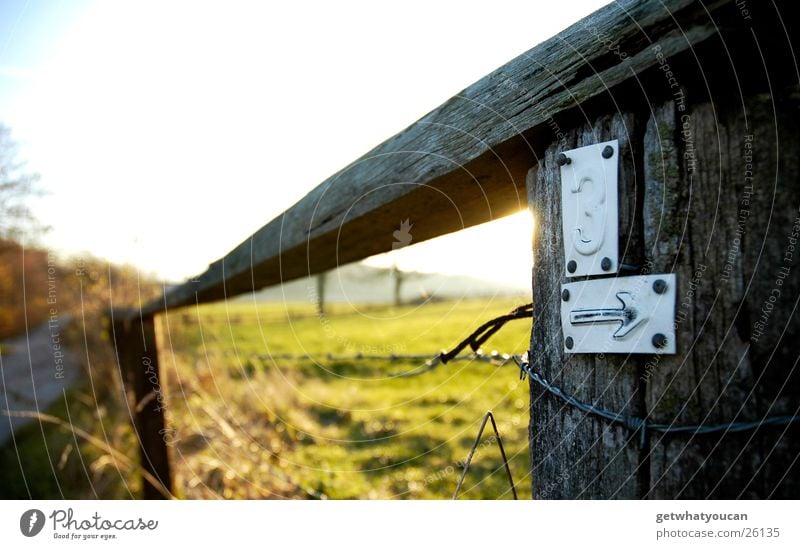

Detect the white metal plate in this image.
[560,274,677,354]
[560,139,619,277]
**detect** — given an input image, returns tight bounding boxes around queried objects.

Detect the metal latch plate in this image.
[560,274,677,354]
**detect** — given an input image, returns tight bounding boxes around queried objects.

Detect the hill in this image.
[244,262,528,304]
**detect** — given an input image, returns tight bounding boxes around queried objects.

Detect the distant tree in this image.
[391,264,425,307]
[0,124,42,242]
[392,264,403,307]
[315,272,327,316]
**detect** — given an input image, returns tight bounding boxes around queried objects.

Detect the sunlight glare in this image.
[362,210,534,288]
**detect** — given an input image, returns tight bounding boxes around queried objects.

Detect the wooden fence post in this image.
[111,311,172,499]
[529,113,647,498]
[528,83,800,497]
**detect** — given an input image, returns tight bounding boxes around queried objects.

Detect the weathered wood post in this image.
[528,2,799,498]
[111,310,172,499]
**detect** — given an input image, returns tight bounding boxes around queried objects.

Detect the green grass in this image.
[160,298,533,499]
[0,382,140,499]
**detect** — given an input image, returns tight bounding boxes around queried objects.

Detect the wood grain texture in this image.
[529,83,800,498]
[140,0,729,315]
[529,112,646,499]
[643,90,800,499]
[526,0,800,499]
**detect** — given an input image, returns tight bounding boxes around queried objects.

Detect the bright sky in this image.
[0,0,608,288]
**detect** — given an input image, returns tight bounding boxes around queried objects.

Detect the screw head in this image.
[601,257,612,271]
[565,336,574,350]
[652,333,668,349]
[567,260,577,273]
[602,145,614,159]
[556,153,571,166]
[653,279,667,294]
[561,289,570,302]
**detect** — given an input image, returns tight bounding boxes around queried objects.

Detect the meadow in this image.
[158,297,533,499]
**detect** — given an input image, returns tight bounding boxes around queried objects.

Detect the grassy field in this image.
[158,297,533,499]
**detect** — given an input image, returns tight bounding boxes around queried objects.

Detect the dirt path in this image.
[0,317,80,446]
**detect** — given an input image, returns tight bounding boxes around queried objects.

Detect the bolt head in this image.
[556,153,571,166]
[652,333,668,349]
[601,257,612,271]
[561,289,570,302]
[653,279,667,294]
[602,145,614,159]
[565,336,574,350]
[567,260,577,273]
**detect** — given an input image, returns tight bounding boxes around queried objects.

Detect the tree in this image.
[391,264,403,307]
[315,272,327,316]
[0,124,46,337]
[0,124,42,241]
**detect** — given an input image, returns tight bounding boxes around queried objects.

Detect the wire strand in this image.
[515,355,800,449]
[438,303,532,364]
[453,411,518,500]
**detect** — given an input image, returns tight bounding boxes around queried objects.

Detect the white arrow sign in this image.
[560,274,677,354]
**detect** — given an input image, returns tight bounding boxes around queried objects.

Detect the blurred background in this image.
[0,0,606,499]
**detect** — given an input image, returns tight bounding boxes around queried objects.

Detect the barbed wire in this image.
[438,303,532,364]
[426,303,799,449]
[182,301,800,456]
[180,349,517,378]
[198,343,800,451]
[514,354,800,449]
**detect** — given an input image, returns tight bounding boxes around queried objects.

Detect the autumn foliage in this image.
[0,238,162,340]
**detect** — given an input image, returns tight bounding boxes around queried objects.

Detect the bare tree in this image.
[391,264,403,307]
[391,264,426,307]
[315,271,327,316]
[0,124,42,242]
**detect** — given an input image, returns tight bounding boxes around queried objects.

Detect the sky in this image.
[0,0,608,288]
